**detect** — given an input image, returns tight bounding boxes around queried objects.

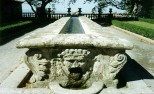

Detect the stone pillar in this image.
[67,8,71,16]
[98,8,102,19]
[36,7,42,19]
[109,8,112,14]
[108,8,113,25]
[78,8,82,16]
[47,8,51,19]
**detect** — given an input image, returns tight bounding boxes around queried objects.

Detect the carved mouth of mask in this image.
[69,67,83,81]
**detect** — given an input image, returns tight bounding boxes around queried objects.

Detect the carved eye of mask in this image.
[78,60,85,63]
[68,60,75,63]
[67,60,85,63]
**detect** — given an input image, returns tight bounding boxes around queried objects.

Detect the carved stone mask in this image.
[58,49,90,81]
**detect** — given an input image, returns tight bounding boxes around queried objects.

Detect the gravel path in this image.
[0,28,42,84]
[110,26,154,73]
[109,26,154,91]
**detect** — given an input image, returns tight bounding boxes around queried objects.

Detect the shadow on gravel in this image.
[0,20,56,45]
[93,19,112,27]
[117,54,154,88]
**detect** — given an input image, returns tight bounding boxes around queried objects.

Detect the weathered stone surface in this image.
[24,48,127,88]
[16,34,133,49]
[0,63,30,88]
[16,17,70,48]
[16,16,133,93]
[0,88,53,94]
[49,82,104,94]
[16,17,133,50]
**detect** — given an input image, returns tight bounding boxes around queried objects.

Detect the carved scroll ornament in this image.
[24,49,49,83]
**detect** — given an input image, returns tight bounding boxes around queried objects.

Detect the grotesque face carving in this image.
[59,49,90,73]
[58,49,91,88]
[63,58,87,72]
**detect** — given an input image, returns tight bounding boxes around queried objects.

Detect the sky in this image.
[22,0,126,13]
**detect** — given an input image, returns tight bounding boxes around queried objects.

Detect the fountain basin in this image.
[16,17,133,49]
[49,82,104,94]
[16,16,133,92]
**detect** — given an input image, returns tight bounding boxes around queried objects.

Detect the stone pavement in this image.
[0,28,42,84]
[0,23,154,92]
[109,25,154,92]
[0,35,27,85]
[110,25,154,75]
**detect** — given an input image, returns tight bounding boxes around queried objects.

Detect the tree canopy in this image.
[116,0,154,18]
[25,0,115,14]
[25,0,154,18]
[24,0,77,19]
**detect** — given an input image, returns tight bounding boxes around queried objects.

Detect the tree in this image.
[149,4,154,18]
[25,0,54,19]
[25,0,114,16]
[25,0,154,19]
[86,0,154,18]
[139,0,153,18]
[25,0,80,19]
[118,0,153,18]
[84,0,114,13]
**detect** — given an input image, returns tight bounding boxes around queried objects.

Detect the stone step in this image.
[0,63,30,88]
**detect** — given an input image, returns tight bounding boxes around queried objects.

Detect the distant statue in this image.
[132,3,138,16]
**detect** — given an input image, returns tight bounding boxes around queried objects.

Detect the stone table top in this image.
[16,17,133,50]
[16,34,133,50]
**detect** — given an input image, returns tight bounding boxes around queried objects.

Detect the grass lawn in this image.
[112,19,154,40]
[0,21,33,44]
[0,21,32,31]
[124,21,154,30]
[139,18,154,24]
[0,20,53,44]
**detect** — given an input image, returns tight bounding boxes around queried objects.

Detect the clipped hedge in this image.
[112,20,154,40]
[0,21,33,44]
[139,18,154,24]
[0,21,32,31]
